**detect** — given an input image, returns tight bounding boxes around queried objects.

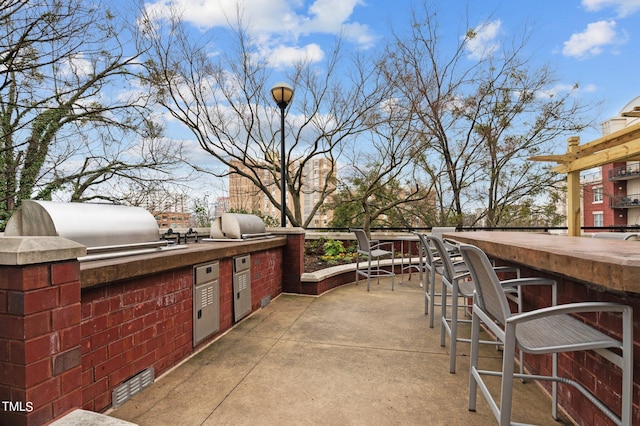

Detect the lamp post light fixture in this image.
[271,82,294,227]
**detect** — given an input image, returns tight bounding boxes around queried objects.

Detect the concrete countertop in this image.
[446,231,640,294]
[80,237,287,289]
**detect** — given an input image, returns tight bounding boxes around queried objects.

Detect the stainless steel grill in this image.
[5,200,187,261]
[207,213,273,241]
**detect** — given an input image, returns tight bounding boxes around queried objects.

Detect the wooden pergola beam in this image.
[529,122,640,166]
[529,122,640,237]
[569,121,640,157]
[551,137,640,173]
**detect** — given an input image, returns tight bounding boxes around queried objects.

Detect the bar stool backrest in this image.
[459,244,511,325]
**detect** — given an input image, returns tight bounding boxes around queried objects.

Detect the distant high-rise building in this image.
[215,197,230,217]
[228,157,335,226]
[125,191,191,229]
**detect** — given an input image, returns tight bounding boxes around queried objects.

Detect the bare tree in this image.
[138,6,386,227]
[0,0,186,228]
[382,4,596,227]
[330,95,435,234]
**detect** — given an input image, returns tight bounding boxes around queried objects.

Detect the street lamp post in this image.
[271,82,294,227]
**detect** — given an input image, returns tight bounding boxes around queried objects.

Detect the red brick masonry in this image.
[0,260,83,426]
[80,249,283,413]
[0,236,287,426]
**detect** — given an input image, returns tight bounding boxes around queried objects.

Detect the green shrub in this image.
[323,239,345,256]
[320,239,355,263]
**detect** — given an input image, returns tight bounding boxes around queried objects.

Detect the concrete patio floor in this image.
[107,276,571,426]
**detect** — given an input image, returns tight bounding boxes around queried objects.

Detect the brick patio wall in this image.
[249,249,283,311]
[80,249,283,413]
[0,238,85,426]
[80,266,193,412]
[275,228,305,293]
[0,238,285,425]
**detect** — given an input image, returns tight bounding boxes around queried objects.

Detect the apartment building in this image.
[582,97,640,229]
[214,196,230,217]
[228,157,335,226]
[126,191,192,229]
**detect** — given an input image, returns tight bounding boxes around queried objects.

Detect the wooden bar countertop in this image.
[446,231,640,294]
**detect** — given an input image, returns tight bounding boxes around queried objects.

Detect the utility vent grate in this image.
[112,367,154,408]
[260,295,271,308]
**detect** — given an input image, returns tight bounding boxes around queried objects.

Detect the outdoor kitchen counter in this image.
[446,231,640,294]
[79,237,287,289]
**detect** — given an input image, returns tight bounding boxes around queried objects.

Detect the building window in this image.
[593,212,604,227]
[593,186,603,203]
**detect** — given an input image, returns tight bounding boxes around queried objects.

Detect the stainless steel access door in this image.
[193,262,220,346]
[233,255,251,322]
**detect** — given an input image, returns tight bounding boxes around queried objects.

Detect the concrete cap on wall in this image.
[0,236,87,265]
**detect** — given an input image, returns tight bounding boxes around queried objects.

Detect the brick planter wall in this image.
[272,228,304,293]
[300,269,355,295]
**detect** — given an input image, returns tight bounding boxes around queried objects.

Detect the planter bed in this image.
[299,258,419,295]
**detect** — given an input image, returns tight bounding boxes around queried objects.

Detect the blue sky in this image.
[139,0,640,201]
[370,0,639,128]
[145,0,640,143]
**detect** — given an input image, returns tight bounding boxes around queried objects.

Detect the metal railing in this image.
[608,163,640,180]
[306,225,640,233]
[609,194,640,209]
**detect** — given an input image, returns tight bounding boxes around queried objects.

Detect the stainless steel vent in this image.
[260,295,271,308]
[112,367,154,408]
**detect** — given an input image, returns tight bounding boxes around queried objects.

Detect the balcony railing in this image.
[608,163,640,180]
[610,193,640,208]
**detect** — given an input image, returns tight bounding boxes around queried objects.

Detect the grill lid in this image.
[209,213,270,240]
[5,200,161,248]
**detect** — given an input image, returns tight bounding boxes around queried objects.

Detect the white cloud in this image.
[465,20,501,60]
[582,0,640,17]
[60,53,93,77]
[265,43,325,68]
[562,20,623,58]
[143,0,293,32]
[342,22,377,49]
[306,0,365,32]
[535,82,597,99]
[143,0,375,50]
